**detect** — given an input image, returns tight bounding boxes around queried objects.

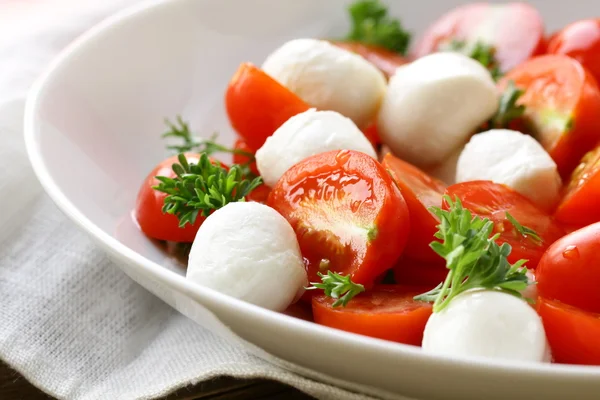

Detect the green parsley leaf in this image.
[488,81,526,129]
[505,212,542,245]
[442,40,502,80]
[306,271,365,307]
[346,0,411,55]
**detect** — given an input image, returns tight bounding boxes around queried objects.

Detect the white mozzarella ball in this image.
[256,109,377,187]
[377,52,498,168]
[422,290,550,362]
[262,38,386,128]
[186,202,307,311]
[456,129,562,211]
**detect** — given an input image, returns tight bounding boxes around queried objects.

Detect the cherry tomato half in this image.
[547,19,600,85]
[498,55,600,178]
[268,150,410,288]
[393,257,447,289]
[312,285,432,345]
[331,41,409,79]
[232,137,259,176]
[225,63,310,151]
[537,222,600,314]
[444,181,565,268]
[135,154,205,243]
[382,153,446,262]
[537,297,600,365]
[413,2,544,72]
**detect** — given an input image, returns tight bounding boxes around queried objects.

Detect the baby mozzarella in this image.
[456,129,562,211]
[261,38,386,128]
[256,109,377,187]
[377,52,498,168]
[422,291,550,362]
[186,202,307,311]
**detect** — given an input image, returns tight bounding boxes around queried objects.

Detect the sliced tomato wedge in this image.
[267,150,410,288]
[382,153,445,262]
[413,2,544,72]
[331,41,409,79]
[444,181,566,268]
[225,63,310,151]
[232,137,259,176]
[537,297,600,365]
[547,19,600,85]
[393,257,447,289]
[498,55,600,178]
[555,144,600,225]
[312,285,432,345]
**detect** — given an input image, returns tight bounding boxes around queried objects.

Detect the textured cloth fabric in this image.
[0,2,406,399]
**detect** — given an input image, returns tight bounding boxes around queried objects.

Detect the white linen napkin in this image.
[0,1,405,399]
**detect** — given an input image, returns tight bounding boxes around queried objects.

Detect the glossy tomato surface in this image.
[268,150,410,288]
[382,153,445,262]
[555,144,600,225]
[312,285,432,345]
[537,222,600,314]
[444,181,565,268]
[134,153,204,243]
[498,55,600,178]
[547,19,600,85]
[538,297,600,365]
[331,41,409,79]
[225,63,309,151]
[413,2,544,72]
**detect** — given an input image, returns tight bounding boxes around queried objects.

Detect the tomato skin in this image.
[498,55,600,178]
[232,137,259,176]
[362,122,381,147]
[413,3,544,72]
[444,181,566,268]
[547,19,600,85]
[267,150,410,288]
[537,222,600,314]
[382,154,446,262]
[393,257,447,289]
[555,145,600,225]
[537,297,600,365]
[331,41,409,79]
[246,184,271,204]
[312,285,432,345]
[225,63,310,151]
[135,154,205,243]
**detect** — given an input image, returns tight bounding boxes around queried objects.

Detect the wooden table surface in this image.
[0,360,314,400]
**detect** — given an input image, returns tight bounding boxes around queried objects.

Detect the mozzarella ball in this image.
[456,129,562,211]
[256,109,377,187]
[377,52,498,168]
[186,202,307,311]
[262,38,386,128]
[422,290,550,362]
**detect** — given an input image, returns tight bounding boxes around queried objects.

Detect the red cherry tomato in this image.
[362,122,381,147]
[225,63,310,151]
[382,153,445,262]
[537,222,600,314]
[312,285,432,345]
[268,150,410,288]
[498,55,600,178]
[555,143,600,226]
[246,184,271,204]
[393,257,447,289]
[232,137,259,176]
[135,154,205,243]
[413,2,544,72]
[547,19,600,85]
[331,41,409,79]
[444,181,566,267]
[537,297,600,365]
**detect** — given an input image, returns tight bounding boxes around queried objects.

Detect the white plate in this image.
[24,0,600,399]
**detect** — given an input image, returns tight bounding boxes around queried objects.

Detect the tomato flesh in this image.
[444,181,565,268]
[331,41,409,79]
[547,19,600,85]
[225,63,310,151]
[382,153,445,262]
[537,297,600,365]
[312,285,432,345]
[268,150,410,288]
[498,55,600,178]
[537,222,600,314]
[393,257,447,289]
[413,2,544,72]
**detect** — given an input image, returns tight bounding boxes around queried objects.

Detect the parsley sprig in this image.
[488,81,526,129]
[442,40,502,80]
[153,153,262,227]
[346,0,411,55]
[307,271,365,307]
[506,212,542,245]
[414,196,532,312]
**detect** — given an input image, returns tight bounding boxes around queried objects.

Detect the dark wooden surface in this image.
[0,360,315,400]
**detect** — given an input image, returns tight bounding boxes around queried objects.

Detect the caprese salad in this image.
[133,1,600,366]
